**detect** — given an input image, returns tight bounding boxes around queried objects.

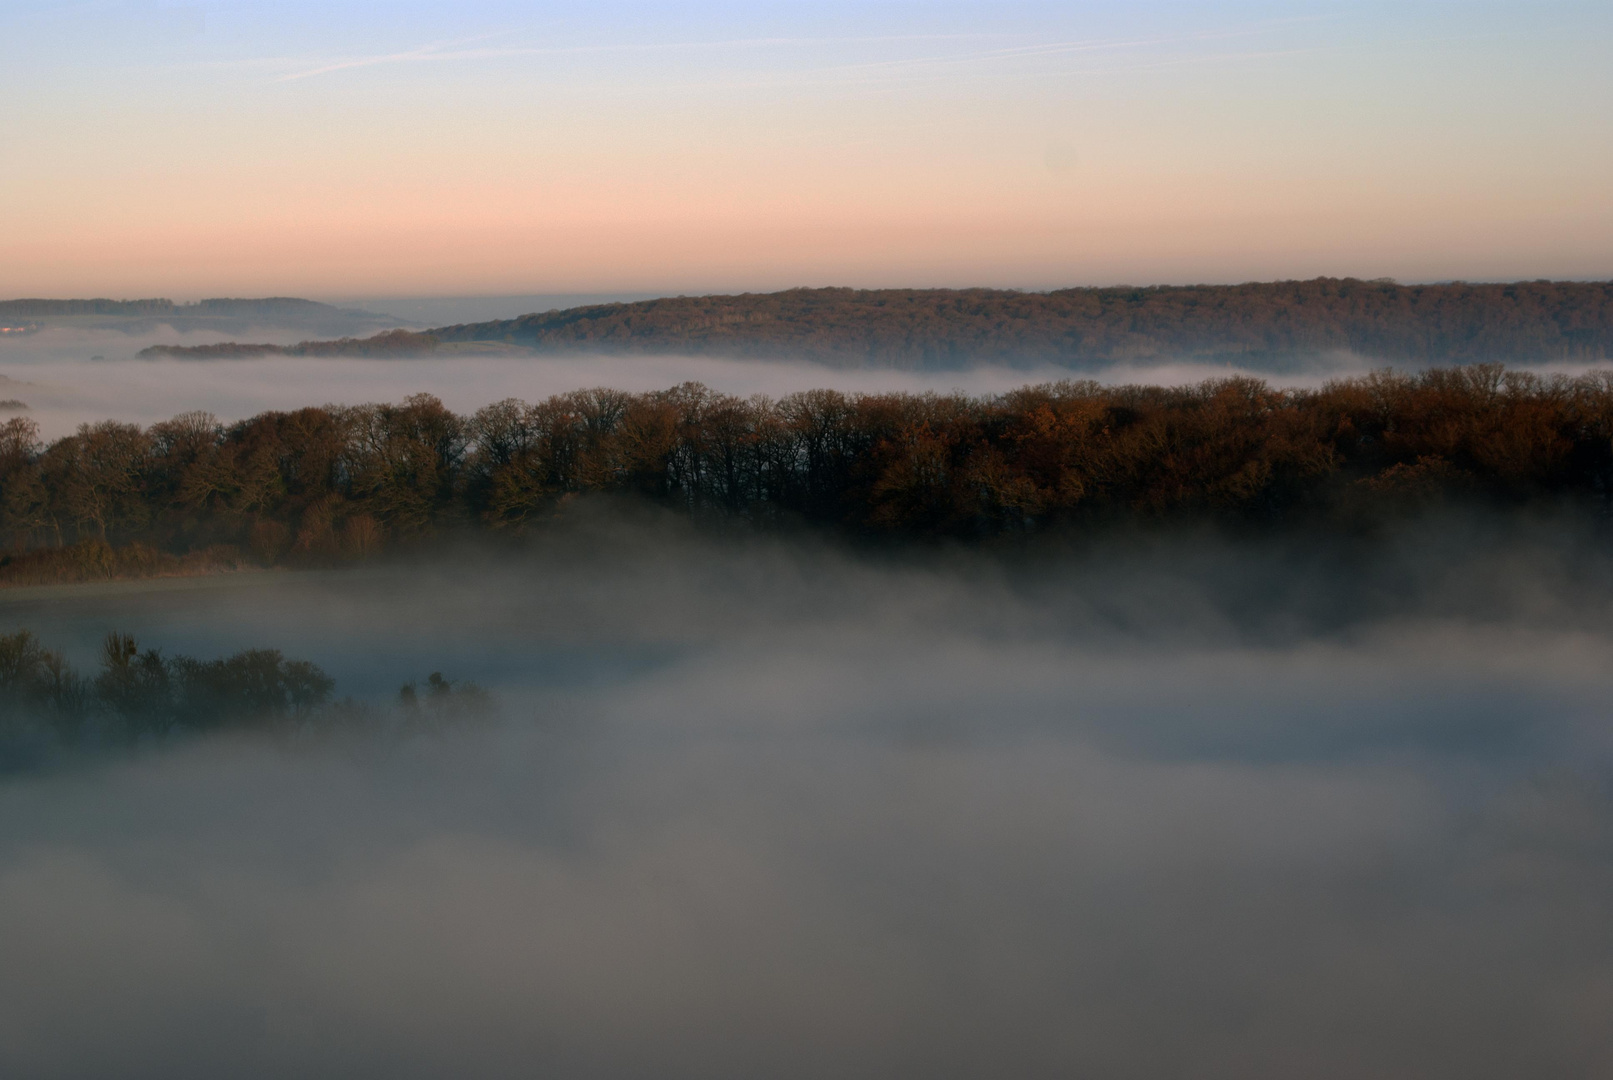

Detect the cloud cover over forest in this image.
[0,511,1611,1077]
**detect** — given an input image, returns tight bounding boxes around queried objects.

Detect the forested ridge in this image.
[1,365,1612,580]
[142,279,1613,367]
[140,329,440,360]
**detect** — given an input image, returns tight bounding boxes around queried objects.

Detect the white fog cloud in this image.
[0,516,1611,1076]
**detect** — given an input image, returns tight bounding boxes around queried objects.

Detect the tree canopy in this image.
[2,367,1612,578]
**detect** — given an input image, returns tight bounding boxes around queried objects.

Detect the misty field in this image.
[1,509,1611,1078]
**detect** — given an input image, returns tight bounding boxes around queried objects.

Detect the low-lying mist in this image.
[0,350,1100,439]
[8,331,1610,440]
[2,507,1612,1077]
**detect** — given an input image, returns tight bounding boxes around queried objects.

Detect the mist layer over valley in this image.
[0,321,1399,444]
[2,510,1612,1077]
[9,279,1613,440]
[0,350,1118,441]
[4,349,1611,445]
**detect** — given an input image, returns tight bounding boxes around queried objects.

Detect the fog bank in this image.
[0,353,1099,440]
[1,514,1612,1077]
[7,351,1613,440]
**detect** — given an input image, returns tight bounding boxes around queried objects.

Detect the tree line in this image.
[138,329,440,360]
[1,365,1612,576]
[143,279,1613,368]
[0,627,492,763]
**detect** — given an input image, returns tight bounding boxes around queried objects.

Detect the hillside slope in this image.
[423,280,1613,369]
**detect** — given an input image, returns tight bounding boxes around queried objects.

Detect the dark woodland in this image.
[0,365,1611,581]
[0,625,492,763]
[140,279,1613,367]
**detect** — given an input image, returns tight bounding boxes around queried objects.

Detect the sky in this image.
[2,1,1610,298]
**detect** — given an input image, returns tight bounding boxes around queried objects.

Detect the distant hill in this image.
[0,296,404,339]
[0,297,334,319]
[138,279,1613,369]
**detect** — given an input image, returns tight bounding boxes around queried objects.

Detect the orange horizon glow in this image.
[3,3,1609,298]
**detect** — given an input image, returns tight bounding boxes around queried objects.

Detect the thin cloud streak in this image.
[266,13,1345,87]
[270,32,1009,83]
